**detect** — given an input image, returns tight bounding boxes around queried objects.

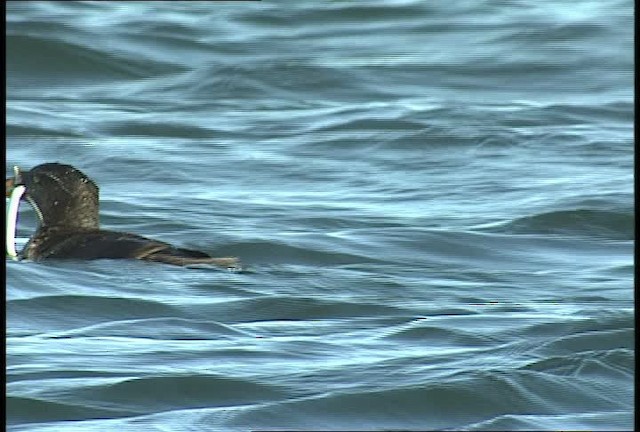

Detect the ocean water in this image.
[5,1,634,431]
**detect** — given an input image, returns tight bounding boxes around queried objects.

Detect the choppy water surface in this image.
[6,1,634,431]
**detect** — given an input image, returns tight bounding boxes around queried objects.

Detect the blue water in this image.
[6,1,634,431]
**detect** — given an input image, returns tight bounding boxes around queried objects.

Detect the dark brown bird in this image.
[6,163,239,269]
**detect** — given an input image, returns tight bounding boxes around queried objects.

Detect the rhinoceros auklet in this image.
[6,163,240,269]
